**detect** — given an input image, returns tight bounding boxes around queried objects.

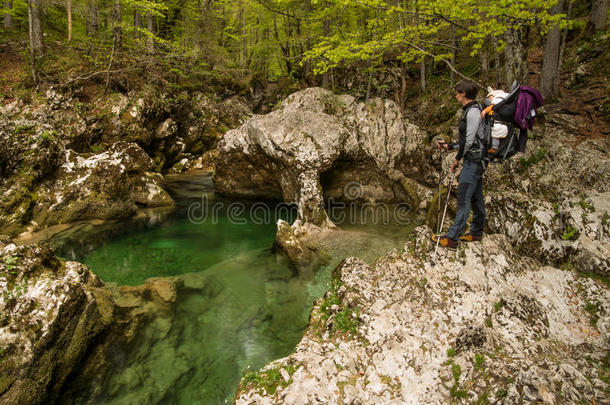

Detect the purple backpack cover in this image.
[515,86,544,152]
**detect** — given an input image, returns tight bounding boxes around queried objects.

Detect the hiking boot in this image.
[431,234,458,250]
[459,234,482,242]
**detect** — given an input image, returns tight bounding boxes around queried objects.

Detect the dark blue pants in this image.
[446,159,485,240]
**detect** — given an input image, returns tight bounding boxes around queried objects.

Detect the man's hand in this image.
[451,159,459,173]
[436,140,449,151]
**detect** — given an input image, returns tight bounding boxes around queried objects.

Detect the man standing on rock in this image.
[433,80,486,249]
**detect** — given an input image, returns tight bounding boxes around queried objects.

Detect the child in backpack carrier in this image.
[482,87,509,154]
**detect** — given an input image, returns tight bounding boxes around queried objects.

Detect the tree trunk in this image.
[321,1,330,88]
[134,10,141,39]
[28,0,43,58]
[493,37,501,88]
[540,0,566,100]
[27,0,43,82]
[147,11,154,52]
[365,69,373,101]
[586,0,608,37]
[3,0,13,30]
[504,27,527,87]
[86,0,98,36]
[112,0,121,50]
[241,4,246,67]
[420,56,426,91]
[481,39,489,82]
[450,26,456,82]
[67,0,72,42]
[556,0,572,97]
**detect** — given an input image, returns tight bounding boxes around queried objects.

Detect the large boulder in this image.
[236,229,609,404]
[214,88,428,229]
[1,141,174,237]
[0,243,114,404]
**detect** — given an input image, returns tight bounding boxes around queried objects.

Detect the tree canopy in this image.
[0,0,603,101]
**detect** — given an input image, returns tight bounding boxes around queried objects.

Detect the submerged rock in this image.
[236,228,609,404]
[0,243,113,404]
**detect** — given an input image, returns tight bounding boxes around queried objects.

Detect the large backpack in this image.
[462,103,489,165]
[483,81,543,164]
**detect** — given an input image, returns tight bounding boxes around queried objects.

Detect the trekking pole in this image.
[436,151,443,235]
[433,169,456,262]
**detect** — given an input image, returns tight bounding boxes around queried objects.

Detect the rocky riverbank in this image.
[0,87,251,237]
[0,83,608,404]
[236,228,609,404]
[212,87,609,403]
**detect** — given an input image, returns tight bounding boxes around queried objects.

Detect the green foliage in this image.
[519,147,547,168]
[575,270,610,289]
[1,0,572,94]
[561,226,578,241]
[552,202,560,219]
[496,388,507,398]
[40,130,58,142]
[576,31,610,61]
[3,256,19,276]
[473,393,490,405]
[451,363,461,382]
[240,364,297,395]
[333,307,361,334]
[304,0,564,76]
[318,278,361,337]
[449,362,467,398]
[320,278,342,315]
[559,261,576,271]
[583,301,600,327]
[474,353,485,370]
[12,124,33,136]
[578,198,595,212]
[447,347,456,358]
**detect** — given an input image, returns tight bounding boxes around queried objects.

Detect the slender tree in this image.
[540,0,566,100]
[134,10,141,39]
[86,0,99,36]
[67,0,72,41]
[3,0,13,30]
[27,0,44,82]
[493,37,501,88]
[504,26,527,87]
[147,11,155,51]
[112,0,122,50]
[586,0,608,37]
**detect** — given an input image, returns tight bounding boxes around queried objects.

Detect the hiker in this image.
[483,87,509,154]
[433,80,486,249]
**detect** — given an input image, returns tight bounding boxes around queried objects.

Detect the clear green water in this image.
[78,212,284,286]
[51,171,416,404]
